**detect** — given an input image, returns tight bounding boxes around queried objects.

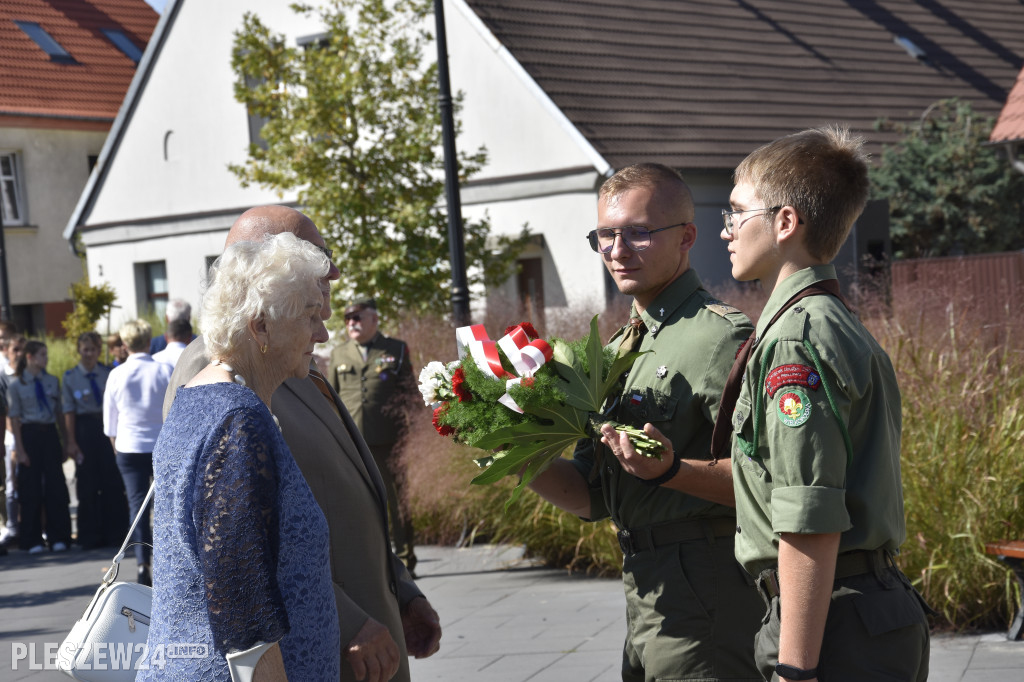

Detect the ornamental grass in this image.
[396,279,1024,630]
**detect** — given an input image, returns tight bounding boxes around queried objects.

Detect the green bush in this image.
[62,277,117,340]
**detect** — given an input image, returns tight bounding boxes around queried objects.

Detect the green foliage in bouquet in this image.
[463,316,655,509]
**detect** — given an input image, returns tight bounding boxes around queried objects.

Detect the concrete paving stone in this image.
[968,639,1024,669]
[473,653,568,682]
[526,654,620,682]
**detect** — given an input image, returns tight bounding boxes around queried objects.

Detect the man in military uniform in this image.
[719,127,929,681]
[527,163,763,681]
[329,297,418,574]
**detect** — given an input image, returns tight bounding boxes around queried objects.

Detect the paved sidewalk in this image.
[408,545,1024,682]
[1,543,1022,680]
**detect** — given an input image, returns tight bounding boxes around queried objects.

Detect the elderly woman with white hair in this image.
[140,233,339,682]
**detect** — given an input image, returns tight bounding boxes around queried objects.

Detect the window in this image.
[15,21,75,62]
[244,75,270,150]
[517,258,545,329]
[101,28,143,63]
[137,261,168,319]
[0,152,25,226]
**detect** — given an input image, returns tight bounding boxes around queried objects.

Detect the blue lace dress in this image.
[139,382,340,681]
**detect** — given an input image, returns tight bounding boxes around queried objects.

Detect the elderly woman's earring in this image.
[260,343,268,354]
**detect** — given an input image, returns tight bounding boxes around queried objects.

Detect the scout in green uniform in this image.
[528,164,763,682]
[62,331,129,549]
[722,127,929,681]
[329,297,419,573]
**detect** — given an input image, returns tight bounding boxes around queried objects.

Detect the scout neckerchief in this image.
[709,279,850,463]
[590,315,648,482]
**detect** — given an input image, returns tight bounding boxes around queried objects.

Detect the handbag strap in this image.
[102,482,155,585]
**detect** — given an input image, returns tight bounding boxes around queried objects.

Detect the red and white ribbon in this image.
[456,324,510,380]
[455,324,553,413]
[498,326,553,377]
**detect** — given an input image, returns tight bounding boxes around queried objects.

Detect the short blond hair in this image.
[599,163,695,222]
[734,125,870,262]
[202,232,329,359]
[119,320,152,353]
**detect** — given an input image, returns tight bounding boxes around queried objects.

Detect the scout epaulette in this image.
[705,301,741,318]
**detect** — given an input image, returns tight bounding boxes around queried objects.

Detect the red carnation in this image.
[505,322,539,340]
[520,377,535,388]
[432,404,454,437]
[452,368,472,403]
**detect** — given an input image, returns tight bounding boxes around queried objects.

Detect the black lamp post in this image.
[433,0,470,327]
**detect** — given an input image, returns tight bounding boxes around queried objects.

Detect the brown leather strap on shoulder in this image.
[710,280,849,461]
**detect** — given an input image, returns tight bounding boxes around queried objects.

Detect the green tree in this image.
[62,277,117,340]
[230,0,528,323]
[871,98,1024,259]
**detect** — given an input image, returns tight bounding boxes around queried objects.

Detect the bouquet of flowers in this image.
[419,316,663,508]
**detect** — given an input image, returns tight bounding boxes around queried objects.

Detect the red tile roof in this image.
[464,0,1024,170]
[991,67,1024,144]
[0,0,157,122]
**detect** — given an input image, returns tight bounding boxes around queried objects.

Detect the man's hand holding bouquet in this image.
[419,316,662,508]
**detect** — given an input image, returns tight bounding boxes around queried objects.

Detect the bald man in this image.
[165,205,440,682]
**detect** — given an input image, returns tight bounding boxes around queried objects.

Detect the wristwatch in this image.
[775,663,818,680]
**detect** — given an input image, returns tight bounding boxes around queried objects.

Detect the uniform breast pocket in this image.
[620,387,678,426]
[733,395,769,478]
[334,364,356,381]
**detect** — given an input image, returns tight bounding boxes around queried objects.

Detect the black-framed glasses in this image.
[586,222,688,254]
[314,244,334,262]
[721,206,781,237]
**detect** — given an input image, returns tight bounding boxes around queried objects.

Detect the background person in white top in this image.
[1,333,25,547]
[152,318,193,368]
[103,320,173,585]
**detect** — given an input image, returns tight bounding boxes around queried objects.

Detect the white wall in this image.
[87,0,320,224]
[1,127,106,305]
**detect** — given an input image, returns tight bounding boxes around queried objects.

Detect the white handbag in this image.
[57,484,154,681]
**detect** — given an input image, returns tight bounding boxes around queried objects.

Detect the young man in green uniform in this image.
[528,163,762,681]
[719,127,928,681]
[329,297,419,574]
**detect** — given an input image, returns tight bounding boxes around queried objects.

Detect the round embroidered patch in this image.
[776,388,811,427]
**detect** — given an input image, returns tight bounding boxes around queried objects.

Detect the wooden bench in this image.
[984,541,1024,641]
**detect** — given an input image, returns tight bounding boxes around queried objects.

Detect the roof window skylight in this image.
[14,21,74,62]
[102,28,143,63]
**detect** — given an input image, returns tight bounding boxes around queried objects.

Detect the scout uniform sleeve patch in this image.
[764,364,820,398]
[776,388,812,427]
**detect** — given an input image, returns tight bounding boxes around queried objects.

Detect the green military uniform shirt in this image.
[62,364,110,416]
[731,264,907,575]
[572,268,753,528]
[328,332,414,447]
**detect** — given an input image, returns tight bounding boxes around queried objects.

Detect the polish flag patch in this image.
[630,394,644,405]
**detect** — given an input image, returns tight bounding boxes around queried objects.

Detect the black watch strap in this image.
[639,452,680,487]
[775,663,818,680]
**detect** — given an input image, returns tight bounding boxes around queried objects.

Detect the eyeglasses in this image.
[315,244,334,262]
[721,206,781,237]
[586,222,689,254]
[344,312,364,322]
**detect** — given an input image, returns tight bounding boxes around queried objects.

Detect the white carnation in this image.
[418,361,449,406]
